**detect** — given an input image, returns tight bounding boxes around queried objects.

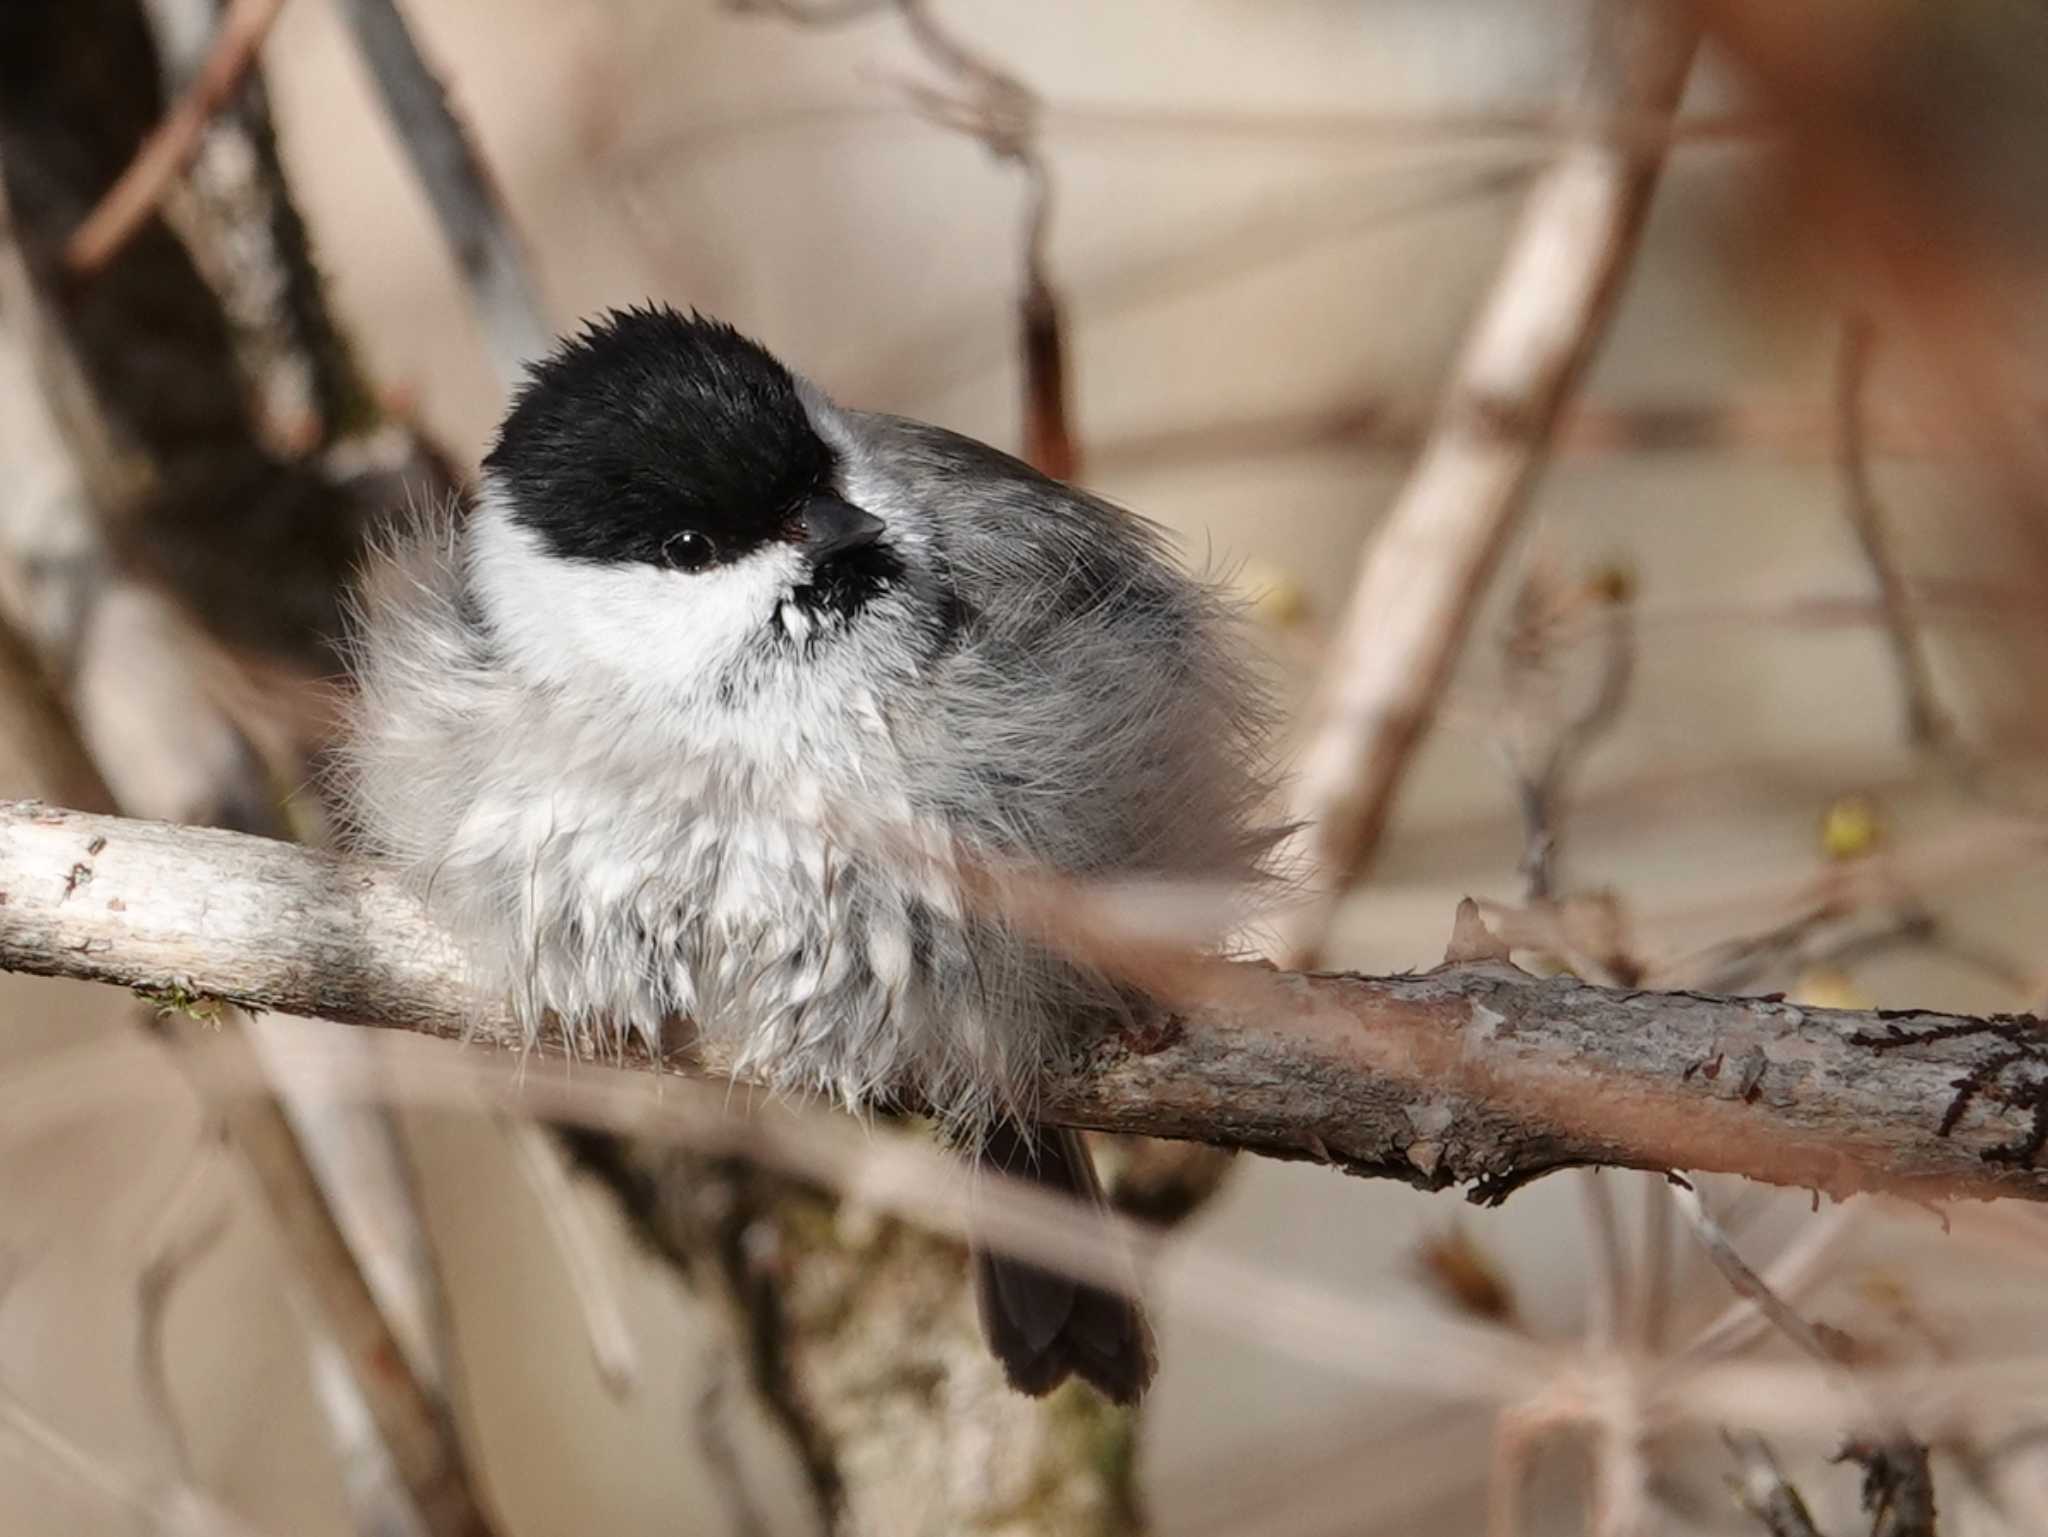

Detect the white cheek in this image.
[468,484,806,697]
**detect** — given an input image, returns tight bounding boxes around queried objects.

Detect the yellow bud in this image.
[1819,793,1883,861]
[1237,559,1310,628]
[1792,967,1873,1011]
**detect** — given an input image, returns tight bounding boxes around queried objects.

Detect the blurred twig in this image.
[894,0,1073,475]
[63,0,287,275]
[331,0,551,390]
[134,1133,232,1482]
[1843,1438,1937,1537]
[500,1118,639,1399]
[1679,1178,1942,1536]
[1670,1177,1846,1365]
[1728,1433,1826,1537]
[1502,564,1638,906]
[1277,0,1699,966]
[744,0,1077,477]
[1835,318,1951,754]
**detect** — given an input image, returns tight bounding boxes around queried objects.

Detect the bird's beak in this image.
[800,493,886,560]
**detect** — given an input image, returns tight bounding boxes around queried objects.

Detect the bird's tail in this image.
[971,1120,1156,1404]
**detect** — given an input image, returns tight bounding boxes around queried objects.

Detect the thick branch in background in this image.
[7,803,2048,1208]
[1278,1,1699,966]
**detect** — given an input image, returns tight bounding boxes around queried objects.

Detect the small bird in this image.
[338,305,1276,1403]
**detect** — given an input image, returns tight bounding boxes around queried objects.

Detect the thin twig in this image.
[330,0,551,390]
[691,1337,772,1537]
[753,0,1076,476]
[1684,1204,1861,1366]
[63,0,290,275]
[1277,1,1700,965]
[0,1385,272,1537]
[1836,317,1951,753]
[1680,1187,1943,1528]
[1504,565,1639,905]
[1637,1172,1675,1351]
[892,0,1072,476]
[1843,1437,1938,1537]
[1088,392,2041,476]
[134,1136,233,1481]
[1670,1178,1845,1364]
[196,1016,494,1536]
[3,1256,267,1537]
[501,1118,640,1398]
[1726,1433,1826,1537]
[1580,1170,1630,1349]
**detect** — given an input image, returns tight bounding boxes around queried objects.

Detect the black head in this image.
[483,305,883,578]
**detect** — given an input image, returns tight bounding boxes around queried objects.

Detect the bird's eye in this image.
[663,530,716,571]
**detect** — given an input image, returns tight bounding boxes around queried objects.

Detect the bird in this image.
[336,304,1278,1403]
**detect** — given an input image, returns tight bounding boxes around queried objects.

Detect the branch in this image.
[1277,1,1699,965]
[331,0,552,390]
[62,0,288,275]
[1834,317,1951,753]
[1727,1433,1826,1537]
[9,802,2048,1206]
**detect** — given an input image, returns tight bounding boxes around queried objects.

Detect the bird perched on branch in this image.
[338,305,1277,1402]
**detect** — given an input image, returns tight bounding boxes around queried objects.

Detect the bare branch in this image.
[10,803,2048,1207]
[1671,1178,1846,1365]
[134,1136,232,1482]
[1277,2,1699,965]
[748,0,1076,476]
[1835,318,1951,753]
[501,1118,639,1398]
[62,0,288,275]
[1727,1433,1826,1537]
[1844,1437,1938,1537]
[330,0,551,390]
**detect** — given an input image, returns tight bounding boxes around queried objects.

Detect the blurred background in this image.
[5,1,2048,1533]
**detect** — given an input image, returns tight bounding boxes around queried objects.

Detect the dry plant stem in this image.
[1580,1170,1630,1347]
[1683,1204,1858,1366]
[1727,1433,1825,1537]
[1680,1184,1939,1533]
[1091,393,2048,476]
[1637,1174,1675,1350]
[1516,593,1637,905]
[1836,317,1949,752]
[750,0,1076,473]
[135,1143,232,1481]
[500,1118,639,1398]
[14,804,2048,1207]
[895,0,1071,476]
[177,1013,493,1537]
[0,1384,270,1537]
[0,611,118,815]
[331,0,551,390]
[1591,1415,1650,1537]
[1278,1,1698,966]
[62,0,287,274]
[1670,1179,1841,1363]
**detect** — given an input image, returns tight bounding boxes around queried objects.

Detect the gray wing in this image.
[849,413,1279,885]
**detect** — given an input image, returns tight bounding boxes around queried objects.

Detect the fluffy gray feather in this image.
[334,309,1279,1399]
